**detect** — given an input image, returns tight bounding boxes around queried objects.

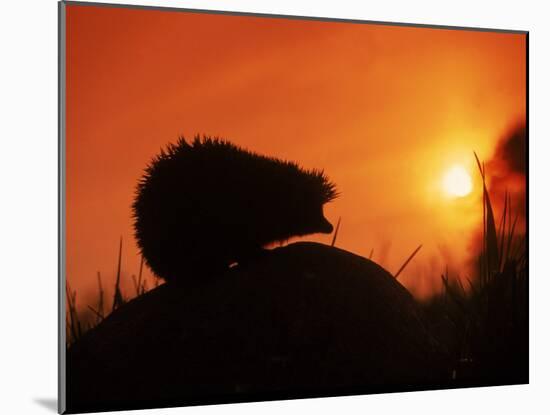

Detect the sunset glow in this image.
[442,165,473,198]
[65,5,526,304]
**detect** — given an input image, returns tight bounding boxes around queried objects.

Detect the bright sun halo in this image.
[442,165,472,198]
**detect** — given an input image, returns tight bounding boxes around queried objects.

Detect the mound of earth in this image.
[66,242,449,413]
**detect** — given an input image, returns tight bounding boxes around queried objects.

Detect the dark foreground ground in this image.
[65,242,522,414]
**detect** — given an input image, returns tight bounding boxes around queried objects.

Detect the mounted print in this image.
[58,1,528,413]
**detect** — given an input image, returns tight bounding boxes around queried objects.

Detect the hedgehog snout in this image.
[317,216,333,234]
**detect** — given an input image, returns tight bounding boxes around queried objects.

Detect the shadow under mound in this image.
[66,242,449,414]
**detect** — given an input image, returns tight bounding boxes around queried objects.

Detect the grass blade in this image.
[96,271,104,323]
[474,152,499,278]
[498,190,508,271]
[394,244,422,279]
[112,237,124,311]
[331,217,341,247]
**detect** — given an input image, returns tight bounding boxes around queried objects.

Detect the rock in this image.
[66,242,448,413]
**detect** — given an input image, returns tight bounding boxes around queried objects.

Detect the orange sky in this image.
[65,4,526,305]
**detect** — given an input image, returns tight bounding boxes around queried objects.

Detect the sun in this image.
[442,165,472,197]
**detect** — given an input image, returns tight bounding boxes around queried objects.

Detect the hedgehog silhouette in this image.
[132,136,338,283]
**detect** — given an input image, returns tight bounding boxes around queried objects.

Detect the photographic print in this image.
[59,1,528,413]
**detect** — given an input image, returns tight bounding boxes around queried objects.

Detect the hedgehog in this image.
[132,136,338,283]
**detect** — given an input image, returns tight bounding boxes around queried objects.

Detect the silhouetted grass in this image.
[66,237,151,346]
[422,152,527,385]
[331,217,341,247]
[66,281,83,345]
[87,272,105,325]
